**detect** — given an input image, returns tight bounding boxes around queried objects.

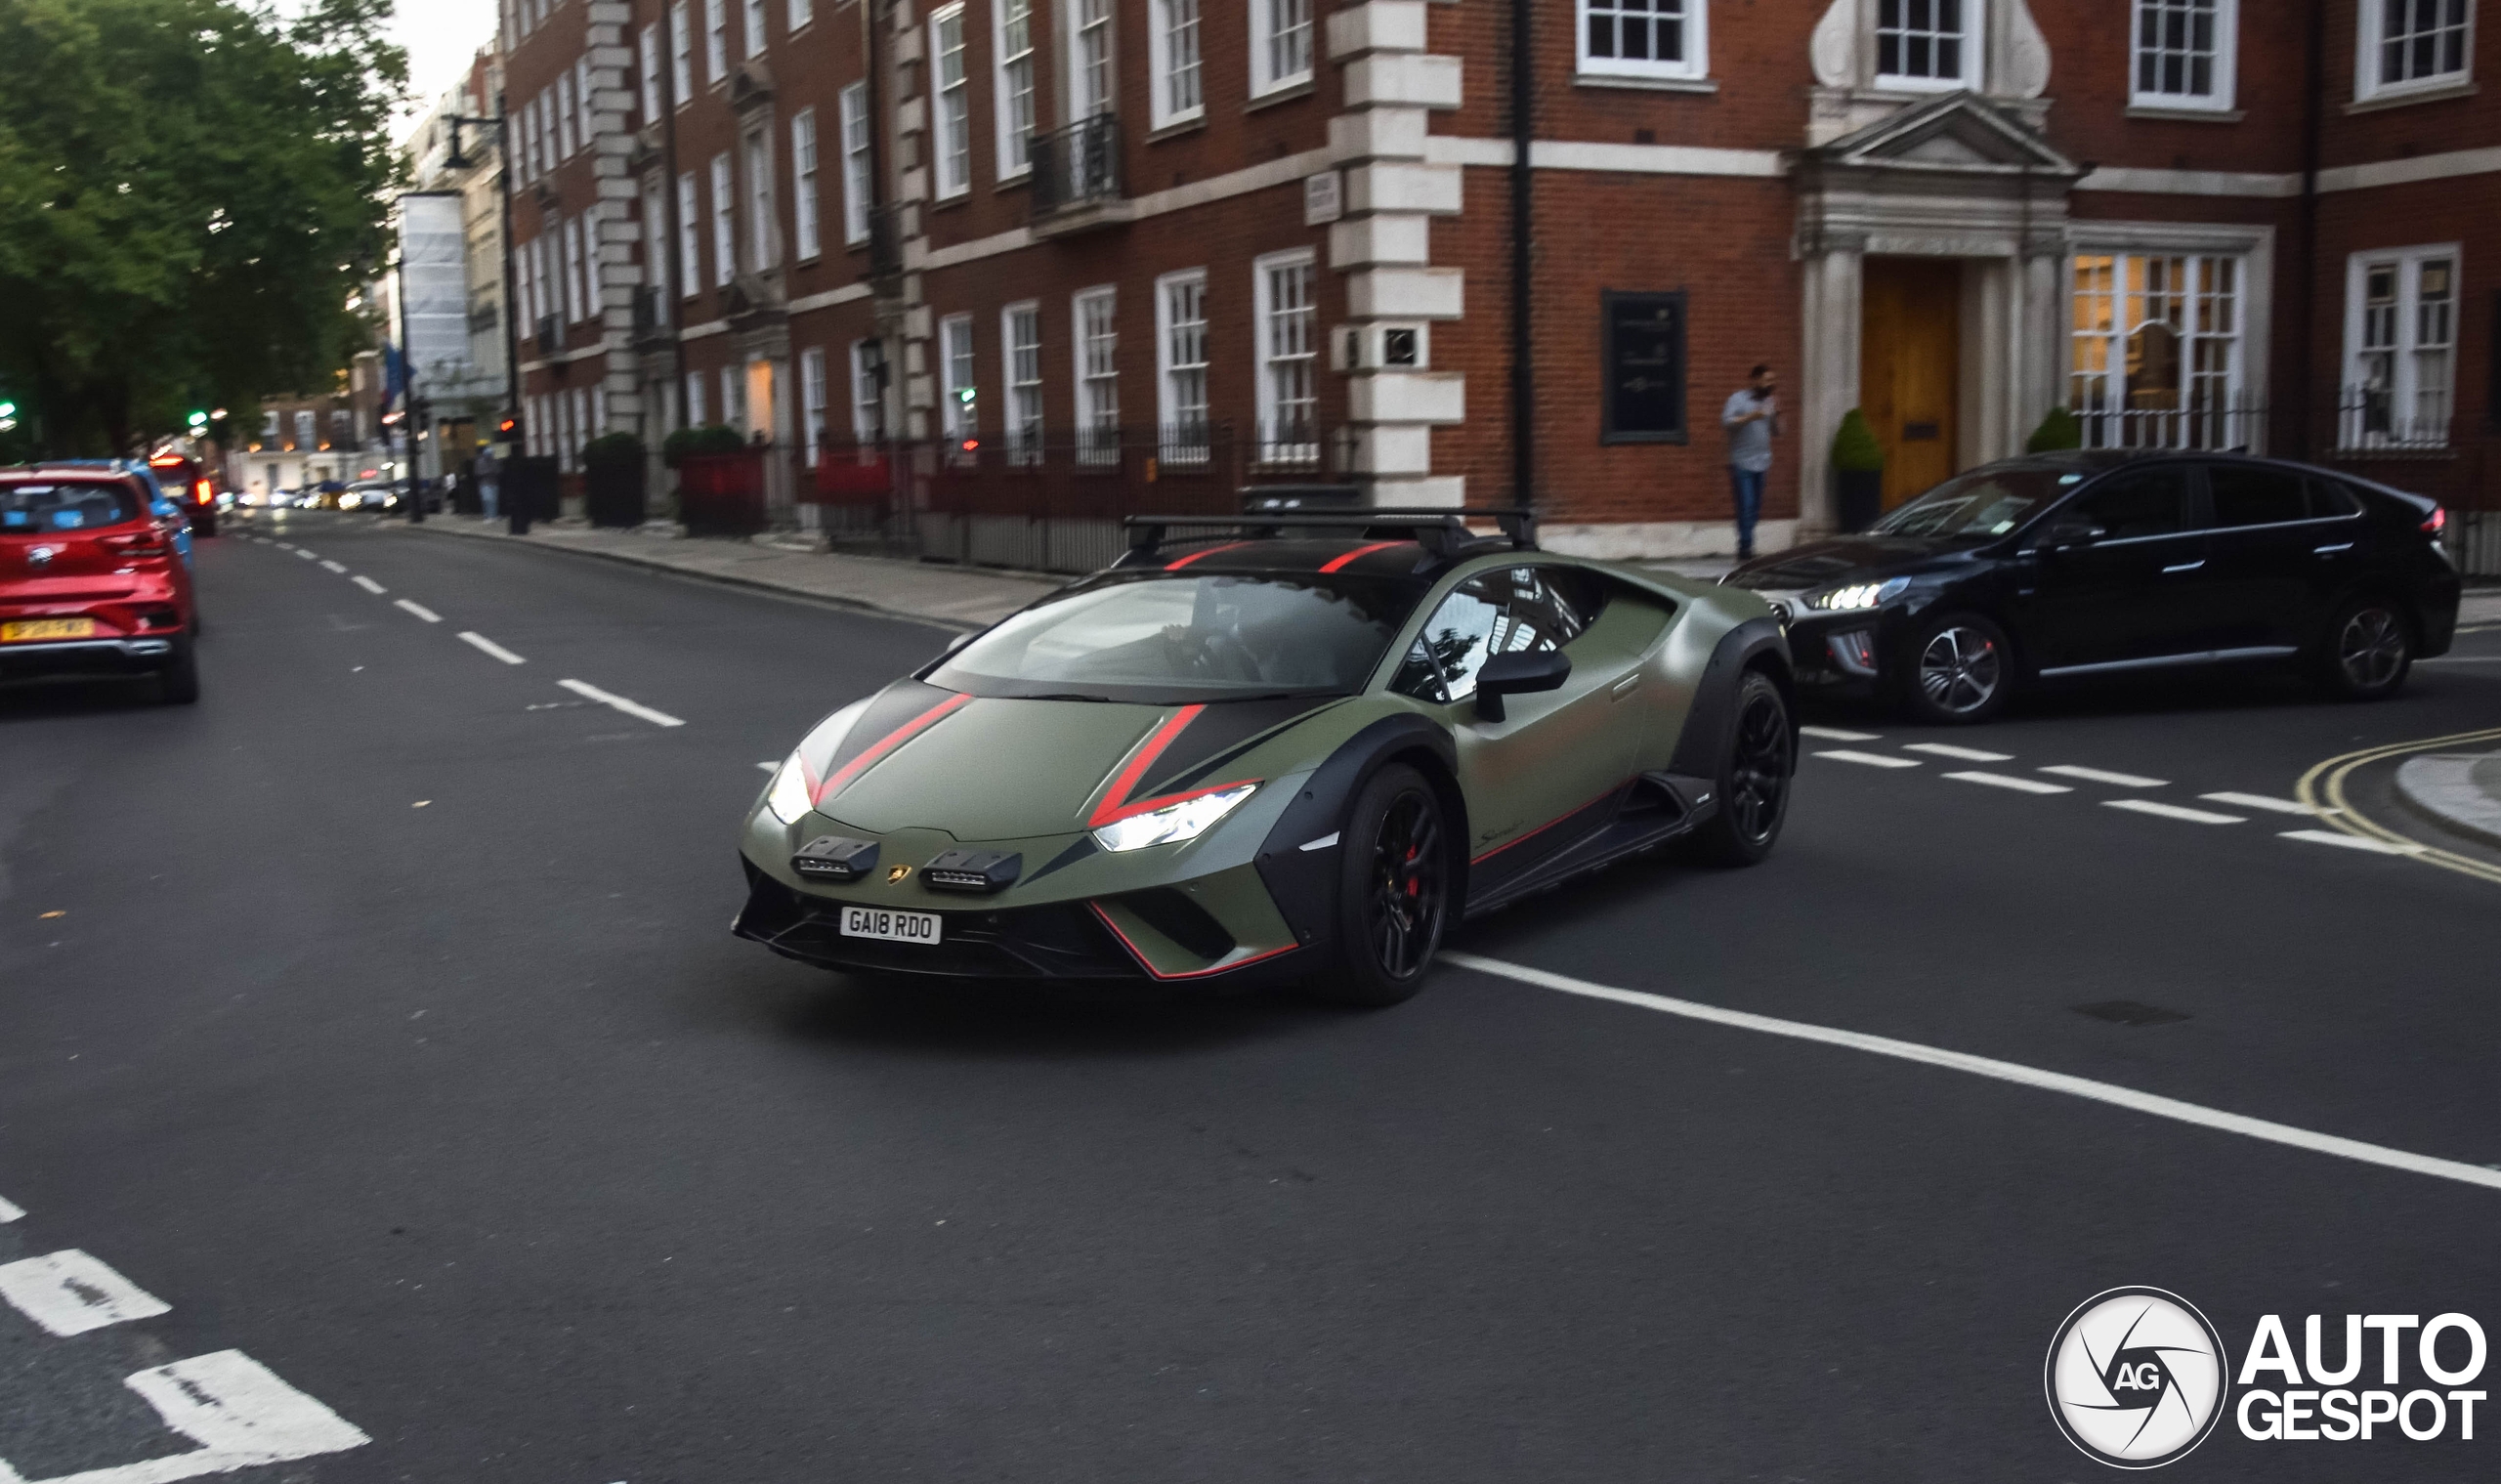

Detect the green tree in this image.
[0,0,404,453]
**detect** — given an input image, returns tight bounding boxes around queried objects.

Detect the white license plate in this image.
[840,906,943,945]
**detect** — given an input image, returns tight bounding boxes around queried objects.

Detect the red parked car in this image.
[0,468,198,703]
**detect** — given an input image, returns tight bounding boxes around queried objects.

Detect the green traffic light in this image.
[188,410,208,426]
[0,402,16,418]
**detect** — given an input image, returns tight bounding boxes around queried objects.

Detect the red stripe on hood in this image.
[1088,705,1204,827]
[812,692,974,807]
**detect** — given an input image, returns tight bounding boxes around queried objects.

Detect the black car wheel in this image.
[2317,595,2413,700]
[1692,669,1792,867]
[158,635,199,705]
[1901,612,2012,725]
[1307,763,1450,1008]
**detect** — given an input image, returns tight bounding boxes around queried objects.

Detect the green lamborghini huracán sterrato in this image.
[735,511,1795,1006]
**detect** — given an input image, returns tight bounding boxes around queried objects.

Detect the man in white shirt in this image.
[1721,364,1779,560]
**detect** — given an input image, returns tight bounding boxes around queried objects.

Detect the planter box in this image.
[584,458,647,529]
[676,451,767,536]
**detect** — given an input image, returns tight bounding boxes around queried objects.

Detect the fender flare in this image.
[1252,715,1461,955]
[1666,615,1795,781]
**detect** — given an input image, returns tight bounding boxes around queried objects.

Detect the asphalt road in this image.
[4,512,2499,1484]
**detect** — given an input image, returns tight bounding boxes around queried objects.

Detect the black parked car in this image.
[1723,451,2461,724]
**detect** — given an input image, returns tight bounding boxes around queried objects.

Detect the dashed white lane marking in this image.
[394,599,442,623]
[2039,764,2168,787]
[1943,771,2072,795]
[1443,953,2501,1195]
[2281,828,2422,856]
[349,575,386,595]
[0,1193,20,1222]
[0,1349,377,1484]
[273,542,295,551]
[1800,726,1882,742]
[756,761,778,773]
[0,1251,172,1336]
[1815,749,1919,769]
[290,550,316,562]
[456,631,527,665]
[2105,798,2247,826]
[2203,791,2333,817]
[317,560,347,573]
[558,678,685,728]
[1903,742,2014,762]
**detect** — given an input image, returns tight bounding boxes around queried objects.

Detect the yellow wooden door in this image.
[1860,258,1963,508]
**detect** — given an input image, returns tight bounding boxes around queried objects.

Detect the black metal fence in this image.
[1031,114,1123,222]
[2074,391,2267,452]
[797,422,1353,573]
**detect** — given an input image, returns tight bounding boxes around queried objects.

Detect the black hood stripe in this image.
[1149,697,1344,796]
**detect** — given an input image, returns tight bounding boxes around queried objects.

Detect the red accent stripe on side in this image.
[1088,902,1303,982]
[1087,704,1205,827]
[812,693,974,807]
[1467,782,1630,866]
[1317,540,1410,574]
[1164,541,1252,571]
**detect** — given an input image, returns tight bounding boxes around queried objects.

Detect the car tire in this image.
[1690,669,1793,868]
[1898,611,2014,726]
[158,636,200,705]
[1302,763,1452,1009]
[2314,594,2413,700]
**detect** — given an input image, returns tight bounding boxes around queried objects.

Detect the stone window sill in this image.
[2125,103,2244,122]
[1246,78,1317,113]
[2347,79,2478,113]
[1573,72,1718,96]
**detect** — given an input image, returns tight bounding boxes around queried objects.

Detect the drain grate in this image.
[2073,1000,2192,1027]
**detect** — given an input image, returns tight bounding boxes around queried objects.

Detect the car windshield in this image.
[930,571,1427,703]
[1869,468,2072,539]
[1,481,143,532]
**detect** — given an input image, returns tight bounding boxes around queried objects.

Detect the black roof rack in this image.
[1121,507,1537,564]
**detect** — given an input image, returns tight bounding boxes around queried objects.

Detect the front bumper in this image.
[1780,611,1891,691]
[736,866,1144,978]
[0,635,180,679]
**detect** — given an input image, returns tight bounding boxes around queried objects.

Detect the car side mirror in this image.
[2044,518,2106,549]
[1472,650,1572,722]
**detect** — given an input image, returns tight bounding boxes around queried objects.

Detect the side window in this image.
[1391,567,1610,703]
[2306,478,2364,519]
[2207,465,2310,529]
[2067,469,2189,540]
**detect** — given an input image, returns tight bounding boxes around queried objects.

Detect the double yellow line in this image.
[2297,725,2501,886]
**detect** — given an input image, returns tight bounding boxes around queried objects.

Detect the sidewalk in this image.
[2396,752,2501,851]
[402,515,1062,629]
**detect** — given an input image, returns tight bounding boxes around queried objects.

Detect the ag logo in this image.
[2047,1288,2227,1468]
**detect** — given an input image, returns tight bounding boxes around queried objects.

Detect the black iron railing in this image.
[1030,114,1124,222]
[2336,386,2453,455]
[2072,390,2266,452]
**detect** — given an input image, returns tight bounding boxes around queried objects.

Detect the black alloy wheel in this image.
[1308,763,1450,1008]
[1692,669,1792,867]
[1903,612,2012,725]
[2319,596,2413,700]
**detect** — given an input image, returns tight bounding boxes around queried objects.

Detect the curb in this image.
[2394,753,2501,852]
[390,518,1041,632]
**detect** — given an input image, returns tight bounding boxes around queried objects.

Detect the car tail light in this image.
[193,480,213,505]
[101,530,171,558]
[2423,506,2446,534]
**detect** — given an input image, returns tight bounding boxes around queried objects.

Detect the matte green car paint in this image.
[740,549,1778,974]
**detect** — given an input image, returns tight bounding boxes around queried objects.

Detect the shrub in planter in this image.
[2026,406,2084,453]
[662,424,747,466]
[582,434,649,528]
[1831,408,1886,533]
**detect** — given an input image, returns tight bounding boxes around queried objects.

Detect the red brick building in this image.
[500,0,2498,560]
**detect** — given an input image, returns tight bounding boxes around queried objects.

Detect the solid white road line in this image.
[456,631,527,665]
[2202,791,2330,817]
[0,1350,380,1484]
[349,575,386,595]
[1903,742,2014,762]
[1814,749,1919,769]
[394,599,442,623]
[317,560,347,573]
[1800,726,1882,742]
[559,678,686,728]
[0,1193,20,1221]
[1442,952,2501,1195]
[2040,764,2168,787]
[1943,771,2072,795]
[2280,828,2422,856]
[2105,799,2247,826]
[0,1250,172,1336]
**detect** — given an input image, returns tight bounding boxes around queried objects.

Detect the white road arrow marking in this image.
[0,1251,170,1336]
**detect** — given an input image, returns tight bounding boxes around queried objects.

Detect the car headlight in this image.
[1091,783,1258,853]
[1809,577,1911,612]
[764,749,816,825]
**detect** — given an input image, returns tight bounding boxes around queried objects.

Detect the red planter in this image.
[675,452,766,535]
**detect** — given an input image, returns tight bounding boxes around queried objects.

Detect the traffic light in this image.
[187,409,208,429]
[496,413,522,444]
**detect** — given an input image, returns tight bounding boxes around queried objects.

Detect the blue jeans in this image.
[1728,466,1766,556]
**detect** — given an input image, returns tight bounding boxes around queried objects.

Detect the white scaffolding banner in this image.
[396,192,472,395]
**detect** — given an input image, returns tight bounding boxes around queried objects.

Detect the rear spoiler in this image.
[1121,507,1537,563]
